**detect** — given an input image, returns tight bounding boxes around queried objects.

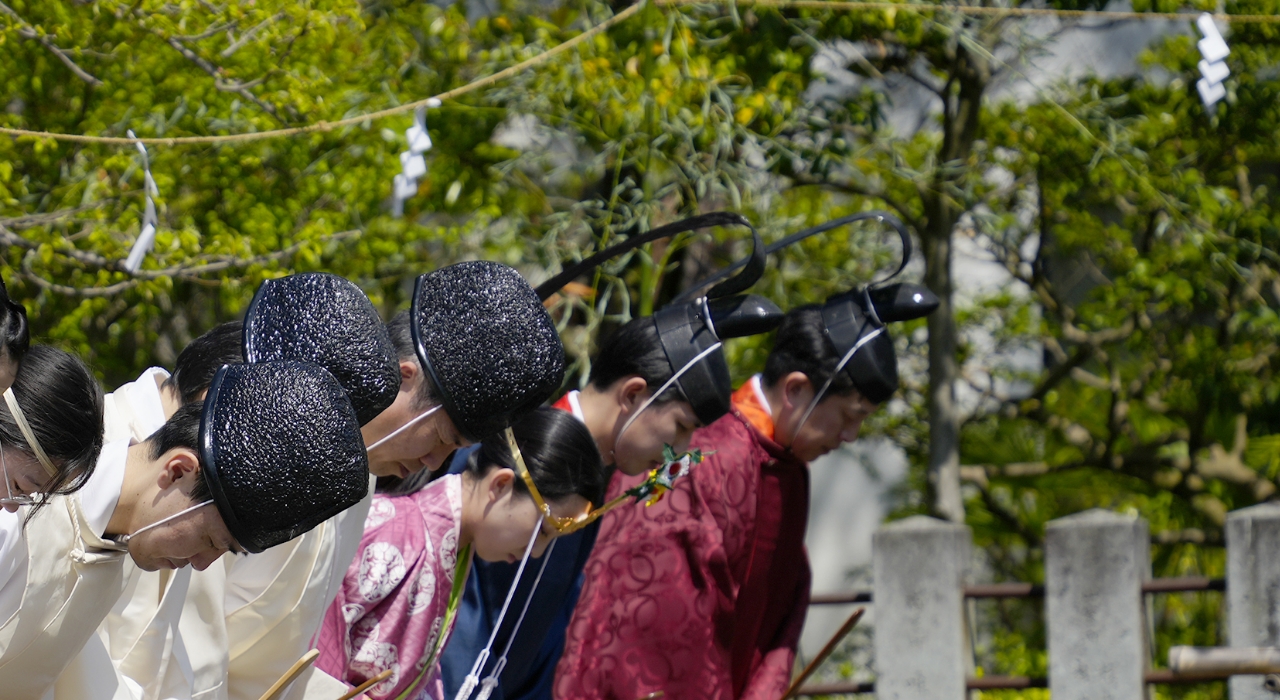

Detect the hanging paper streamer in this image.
[1195,13,1230,111]
[392,98,441,217]
[123,129,159,274]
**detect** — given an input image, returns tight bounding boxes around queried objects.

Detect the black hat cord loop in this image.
[669,211,914,306]
[535,211,767,302]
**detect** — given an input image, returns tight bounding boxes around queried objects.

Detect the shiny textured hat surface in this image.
[243,272,400,426]
[411,261,565,442]
[200,361,369,553]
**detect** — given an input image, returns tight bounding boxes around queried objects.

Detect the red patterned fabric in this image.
[553,394,812,700]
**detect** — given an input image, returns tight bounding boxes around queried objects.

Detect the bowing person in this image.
[0,345,103,513]
[555,221,939,700]
[0,359,371,700]
[315,407,604,700]
[56,321,245,700]
[217,262,566,700]
[441,213,782,700]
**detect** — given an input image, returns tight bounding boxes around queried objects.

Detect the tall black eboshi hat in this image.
[536,212,784,425]
[411,261,565,443]
[678,212,940,403]
[243,273,400,426]
[200,361,369,553]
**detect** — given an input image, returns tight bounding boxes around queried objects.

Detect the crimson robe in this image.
[554,379,812,700]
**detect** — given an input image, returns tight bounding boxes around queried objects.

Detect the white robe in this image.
[217,483,373,700]
[55,368,211,700]
[0,442,132,699]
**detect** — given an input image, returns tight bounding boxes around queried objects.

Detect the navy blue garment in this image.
[439,447,602,700]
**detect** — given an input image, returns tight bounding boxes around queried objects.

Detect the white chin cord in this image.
[790,327,884,437]
[112,499,215,547]
[454,516,547,700]
[365,405,441,452]
[613,341,722,445]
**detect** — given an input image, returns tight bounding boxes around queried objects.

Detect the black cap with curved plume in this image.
[758,212,939,403]
[411,261,565,443]
[200,361,369,553]
[673,212,938,402]
[536,212,783,425]
[243,272,401,426]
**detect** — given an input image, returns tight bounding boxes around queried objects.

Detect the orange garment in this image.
[732,375,775,440]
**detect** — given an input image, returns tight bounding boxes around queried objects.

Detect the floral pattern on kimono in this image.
[316,474,465,700]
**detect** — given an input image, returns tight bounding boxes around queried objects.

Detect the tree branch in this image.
[157,31,283,123]
[6,222,359,296]
[221,13,285,58]
[0,1,103,86]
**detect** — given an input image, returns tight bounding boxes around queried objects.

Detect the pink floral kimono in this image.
[316,474,472,700]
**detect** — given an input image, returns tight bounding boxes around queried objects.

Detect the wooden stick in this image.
[257,649,320,700]
[335,669,395,700]
[634,693,665,700]
[781,607,866,699]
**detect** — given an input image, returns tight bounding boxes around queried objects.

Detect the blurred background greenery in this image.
[3,0,1279,696]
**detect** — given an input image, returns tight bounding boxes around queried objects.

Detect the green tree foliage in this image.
[3,0,1280,696]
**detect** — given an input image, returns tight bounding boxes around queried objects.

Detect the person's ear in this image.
[617,377,649,412]
[157,448,201,492]
[399,359,419,386]
[781,371,813,411]
[487,468,515,503]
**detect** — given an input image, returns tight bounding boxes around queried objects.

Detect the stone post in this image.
[873,515,970,700]
[1226,503,1280,700]
[1046,509,1150,700]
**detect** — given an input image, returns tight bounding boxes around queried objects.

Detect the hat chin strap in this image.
[789,327,885,441]
[613,341,723,447]
[454,515,546,700]
[3,388,57,479]
[114,499,215,546]
[365,405,441,452]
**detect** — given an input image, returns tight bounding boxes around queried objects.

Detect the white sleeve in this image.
[0,508,29,627]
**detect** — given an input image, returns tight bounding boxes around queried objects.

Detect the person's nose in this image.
[840,417,865,444]
[190,548,225,571]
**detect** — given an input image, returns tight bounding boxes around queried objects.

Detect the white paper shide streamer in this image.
[392,99,441,217]
[123,129,159,274]
[1195,13,1231,111]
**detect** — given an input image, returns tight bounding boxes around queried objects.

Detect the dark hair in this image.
[0,345,104,515]
[147,402,212,503]
[163,321,244,405]
[0,277,28,370]
[588,317,683,404]
[465,407,604,506]
[386,311,438,408]
[762,305,858,396]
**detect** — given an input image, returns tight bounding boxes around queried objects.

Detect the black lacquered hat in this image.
[200,361,369,553]
[243,273,400,426]
[536,211,783,426]
[411,261,565,443]
[686,212,939,403]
